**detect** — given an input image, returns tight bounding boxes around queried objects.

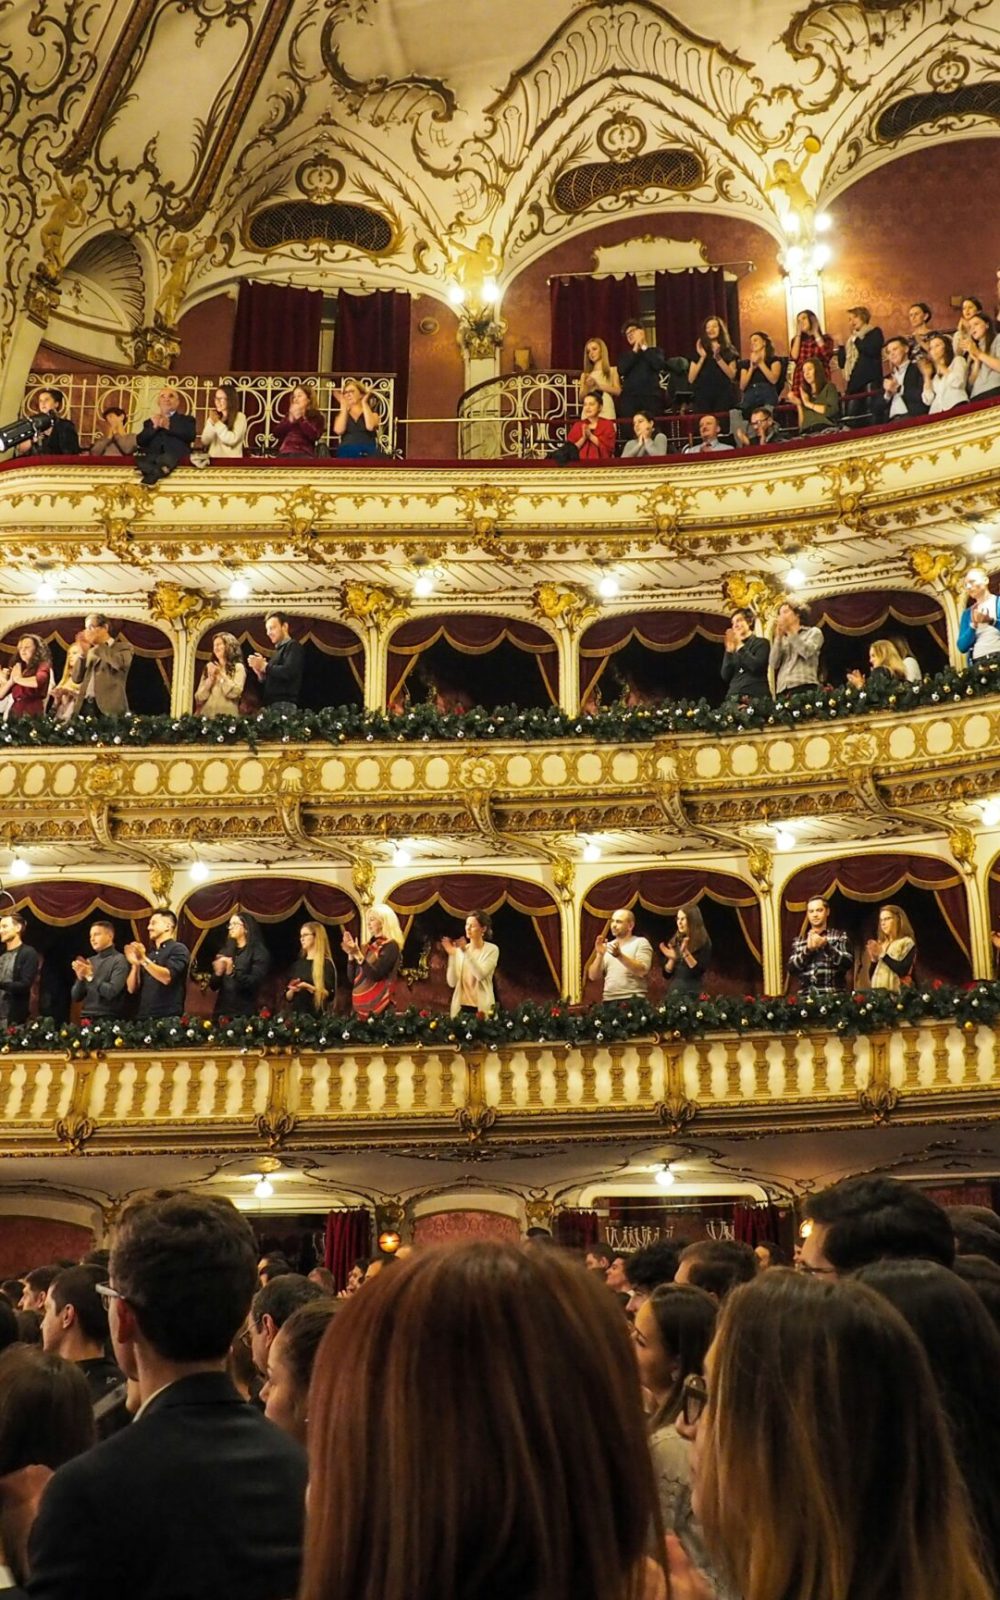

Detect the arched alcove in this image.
[579,611,729,710]
[806,592,948,686]
[0,618,172,716]
[4,882,153,1024]
[386,616,559,712]
[195,616,364,714]
[387,874,562,1008]
[580,868,762,997]
[781,855,971,988]
[177,877,360,1013]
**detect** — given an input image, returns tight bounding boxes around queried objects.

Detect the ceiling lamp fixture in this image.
[597,570,620,600]
[980,798,1000,828]
[8,855,30,881]
[392,841,413,866]
[227,575,251,601]
[35,573,59,603]
[785,565,807,590]
[654,1163,676,1189]
[254,1177,274,1199]
[189,858,210,883]
[582,839,602,863]
[969,531,993,556]
[773,826,796,852]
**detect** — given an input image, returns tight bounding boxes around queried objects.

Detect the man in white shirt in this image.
[873,336,929,423]
[682,414,734,454]
[586,908,653,1000]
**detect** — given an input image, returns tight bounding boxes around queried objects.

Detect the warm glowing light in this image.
[773,827,796,852]
[785,566,807,589]
[655,1165,676,1189]
[8,856,30,880]
[482,277,500,304]
[811,242,832,271]
[413,573,435,598]
[582,840,602,862]
[814,212,832,233]
[392,842,412,866]
[597,573,620,600]
[35,578,58,602]
[227,576,251,601]
[378,1230,401,1253]
[785,244,804,271]
[447,283,466,307]
[254,1178,274,1199]
[970,531,992,556]
[981,799,1000,828]
[189,859,210,883]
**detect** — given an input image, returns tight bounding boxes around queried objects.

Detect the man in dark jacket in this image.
[134,387,196,485]
[248,613,305,712]
[721,608,771,703]
[18,389,80,457]
[617,319,669,424]
[0,913,39,1025]
[27,1194,307,1600]
[70,921,128,1019]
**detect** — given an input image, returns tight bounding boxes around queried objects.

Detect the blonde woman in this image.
[342,903,403,1016]
[50,631,88,723]
[285,921,337,1014]
[194,632,246,718]
[865,903,916,991]
[578,337,621,419]
[846,639,910,693]
[333,378,379,458]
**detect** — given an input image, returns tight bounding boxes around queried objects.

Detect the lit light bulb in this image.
[413,573,435,598]
[811,243,832,271]
[189,859,210,882]
[655,1165,676,1188]
[35,578,58,603]
[785,566,807,589]
[970,531,992,556]
[981,798,1000,827]
[392,842,412,866]
[8,855,30,880]
[597,573,620,600]
[773,827,796,852]
[782,212,801,237]
[582,840,601,862]
[814,212,832,234]
[482,278,499,305]
[785,245,804,271]
[254,1178,274,1199]
[447,283,466,307]
[227,576,251,601]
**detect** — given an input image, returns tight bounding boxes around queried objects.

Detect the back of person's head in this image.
[0,1296,16,1353]
[252,1272,327,1331]
[14,1309,41,1345]
[0,1345,95,1473]
[110,1194,257,1361]
[954,1256,1000,1336]
[698,1270,992,1600]
[803,1176,955,1272]
[80,1246,111,1272]
[0,1279,23,1307]
[952,1217,1000,1267]
[677,1240,757,1300]
[22,1265,58,1300]
[259,1253,293,1283]
[949,1205,1000,1234]
[308,1266,336,1293]
[267,1297,339,1432]
[302,1243,660,1600]
[48,1265,110,1345]
[856,1257,1000,1588]
[623,1240,679,1292]
[644,1283,716,1427]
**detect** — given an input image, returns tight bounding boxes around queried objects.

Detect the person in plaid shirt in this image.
[788,897,853,992]
[769,601,824,698]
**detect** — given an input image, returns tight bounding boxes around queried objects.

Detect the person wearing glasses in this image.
[797,1174,955,1278]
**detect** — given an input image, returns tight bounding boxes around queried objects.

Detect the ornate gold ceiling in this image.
[2,0,1000,374]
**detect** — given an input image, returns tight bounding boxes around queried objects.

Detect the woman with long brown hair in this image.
[301,1242,664,1600]
[659,903,712,994]
[200,383,246,458]
[863,902,916,991]
[671,1270,993,1600]
[0,636,51,720]
[193,632,245,718]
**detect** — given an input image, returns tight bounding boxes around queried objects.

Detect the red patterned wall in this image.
[0,1217,95,1279]
[412,1209,521,1246]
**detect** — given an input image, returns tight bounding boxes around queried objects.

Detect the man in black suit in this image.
[27,1194,306,1600]
[617,319,669,427]
[247,612,305,712]
[134,386,196,485]
[17,388,80,457]
[872,335,930,425]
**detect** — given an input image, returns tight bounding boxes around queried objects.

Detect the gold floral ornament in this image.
[455,485,517,550]
[37,174,88,280]
[948,826,977,876]
[278,486,330,543]
[339,581,408,634]
[149,862,175,904]
[720,573,782,623]
[907,546,967,596]
[532,583,597,633]
[94,483,152,559]
[264,750,321,797]
[351,856,376,906]
[637,482,696,550]
[82,756,127,799]
[820,459,881,534]
[551,855,575,903]
[744,844,773,891]
[148,582,219,636]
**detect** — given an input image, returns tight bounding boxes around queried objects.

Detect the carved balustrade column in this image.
[746,845,785,997]
[551,857,580,1002]
[338,582,409,714]
[956,831,995,980]
[147,584,220,718]
[530,584,598,719]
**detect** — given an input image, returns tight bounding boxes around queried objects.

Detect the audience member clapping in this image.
[789,356,841,434]
[735,404,788,447]
[667,1270,994,1600]
[0,637,51,720]
[688,317,737,415]
[920,332,968,413]
[200,384,246,459]
[789,308,834,390]
[618,318,669,424]
[443,910,499,1017]
[845,637,911,693]
[578,338,621,418]
[274,384,323,459]
[659,903,713,994]
[333,379,379,459]
[958,567,1000,661]
[737,331,783,417]
[621,410,667,457]
[300,1242,664,1600]
[875,334,930,422]
[953,295,985,356]
[343,903,403,1016]
[721,607,770,703]
[965,312,1000,400]
[285,920,337,1014]
[260,1298,337,1446]
[768,600,823,697]
[566,392,616,460]
[209,910,271,1016]
[862,902,916,992]
[90,405,135,458]
[194,631,246,718]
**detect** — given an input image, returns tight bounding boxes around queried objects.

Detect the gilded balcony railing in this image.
[24,370,397,457]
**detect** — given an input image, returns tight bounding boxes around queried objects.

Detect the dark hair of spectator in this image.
[624,1240,679,1293]
[89,920,115,938]
[803,1176,955,1272]
[265,611,291,629]
[930,332,956,365]
[755,1239,789,1266]
[951,1217,1000,1267]
[277,1297,338,1398]
[102,405,127,420]
[953,1256,1000,1336]
[252,1272,327,1332]
[911,302,932,319]
[749,329,776,363]
[22,1264,58,1296]
[856,1257,1000,1590]
[301,1243,662,1600]
[15,1309,41,1345]
[730,606,756,628]
[150,906,177,928]
[0,1297,17,1354]
[645,1283,717,1429]
[467,909,492,937]
[309,1266,337,1293]
[678,1240,757,1300]
[585,1241,613,1265]
[259,1253,294,1282]
[0,1279,22,1307]
[110,1193,258,1362]
[38,388,65,409]
[621,318,643,335]
[49,1266,110,1345]
[0,1345,95,1475]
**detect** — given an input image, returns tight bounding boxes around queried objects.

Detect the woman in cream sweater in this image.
[443,911,500,1017]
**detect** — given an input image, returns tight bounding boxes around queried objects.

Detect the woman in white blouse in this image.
[194,632,246,717]
[443,911,499,1017]
[919,334,968,414]
[201,384,247,458]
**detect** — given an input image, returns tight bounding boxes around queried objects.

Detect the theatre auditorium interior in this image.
[4,0,1000,1276]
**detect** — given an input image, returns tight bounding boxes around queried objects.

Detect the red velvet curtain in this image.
[231,281,324,372]
[578,611,729,705]
[581,868,762,979]
[387,616,559,705]
[654,269,740,358]
[554,1209,600,1250]
[810,592,948,652]
[733,1202,782,1248]
[388,874,562,990]
[179,878,359,961]
[782,856,970,965]
[324,1207,372,1290]
[197,616,365,691]
[549,275,641,369]
[6,882,152,926]
[335,290,410,451]
[2,618,174,697]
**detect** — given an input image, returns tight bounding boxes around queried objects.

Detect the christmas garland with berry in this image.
[0,657,996,750]
[7,980,999,1056]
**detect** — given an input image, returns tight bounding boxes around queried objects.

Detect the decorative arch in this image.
[177,876,360,964]
[581,867,761,996]
[388,873,562,1005]
[579,609,729,709]
[0,616,173,715]
[196,614,364,713]
[386,614,559,711]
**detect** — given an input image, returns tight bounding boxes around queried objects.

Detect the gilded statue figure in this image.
[38,175,88,278]
[154,232,217,328]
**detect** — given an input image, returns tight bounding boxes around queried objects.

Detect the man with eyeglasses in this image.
[797,1175,955,1277]
[27,1194,307,1600]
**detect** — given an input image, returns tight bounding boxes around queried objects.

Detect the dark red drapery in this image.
[197,615,365,691]
[578,611,729,705]
[654,268,740,359]
[231,281,324,373]
[335,290,410,449]
[581,868,762,979]
[179,877,359,961]
[324,1207,372,1290]
[549,274,641,370]
[781,855,970,965]
[2,618,174,697]
[6,881,152,927]
[554,1209,600,1250]
[809,592,948,652]
[388,874,562,991]
[732,1201,787,1250]
[387,616,559,706]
